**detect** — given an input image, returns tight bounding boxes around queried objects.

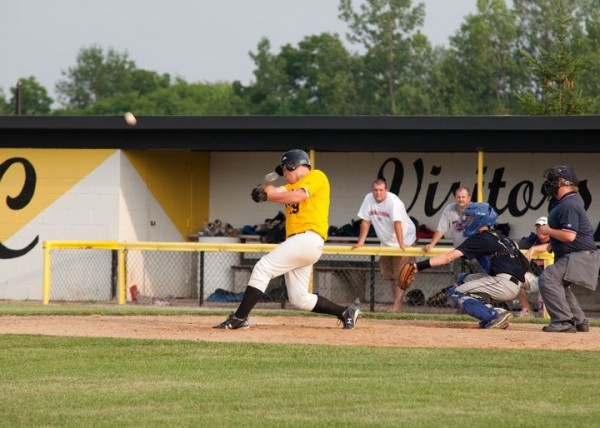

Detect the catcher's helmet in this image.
[542,165,579,197]
[275,149,311,176]
[461,202,498,238]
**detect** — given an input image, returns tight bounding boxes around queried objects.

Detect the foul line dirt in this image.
[0,315,598,350]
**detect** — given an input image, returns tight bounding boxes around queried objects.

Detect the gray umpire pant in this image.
[538,255,586,325]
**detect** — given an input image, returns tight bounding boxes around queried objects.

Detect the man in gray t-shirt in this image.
[424,186,471,251]
[423,187,480,277]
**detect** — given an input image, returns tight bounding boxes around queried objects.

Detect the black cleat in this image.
[576,319,590,332]
[339,300,361,330]
[542,322,576,333]
[213,313,249,330]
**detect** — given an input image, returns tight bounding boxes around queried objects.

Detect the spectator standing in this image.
[423,186,483,276]
[352,178,417,312]
[423,186,472,251]
[537,166,599,333]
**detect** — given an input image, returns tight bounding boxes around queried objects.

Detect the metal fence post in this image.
[370,255,376,312]
[199,251,205,306]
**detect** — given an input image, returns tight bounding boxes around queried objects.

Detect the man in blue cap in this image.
[537,165,599,333]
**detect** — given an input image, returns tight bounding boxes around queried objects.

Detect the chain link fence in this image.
[43,241,551,315]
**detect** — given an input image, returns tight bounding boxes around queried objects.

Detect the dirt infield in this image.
[0,315,598,350]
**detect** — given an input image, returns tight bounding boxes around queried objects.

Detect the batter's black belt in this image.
[508,276,520,285]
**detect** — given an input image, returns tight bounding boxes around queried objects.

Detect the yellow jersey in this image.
[283,169,329,240]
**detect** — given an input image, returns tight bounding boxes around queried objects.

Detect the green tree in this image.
[0,90,9,114]
[395,32,436,114]
[440,0,522,114]
[8,77,53,115]
[56,45,171,110]
[277,33,364,114]
[513,0,600,109]
[338,0,427,114]
[234,38,292,114]
[236,34,364,115]
[567,0,600,111]
[517,1,596,114]
[75,79,246,115]
[138,79,247,115]
[513,0,588,55]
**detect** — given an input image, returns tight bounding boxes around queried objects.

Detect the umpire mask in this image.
[542,165,578,197]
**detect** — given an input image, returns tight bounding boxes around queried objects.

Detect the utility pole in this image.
[15,80,22,115]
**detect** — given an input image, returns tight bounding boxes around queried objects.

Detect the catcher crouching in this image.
[411,202,527,329]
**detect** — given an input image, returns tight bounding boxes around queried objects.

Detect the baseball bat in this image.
[262,172,278,188]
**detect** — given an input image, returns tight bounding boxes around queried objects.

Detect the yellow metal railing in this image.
[43,240,553,306]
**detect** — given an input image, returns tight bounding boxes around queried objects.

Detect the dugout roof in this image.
[1,115,599,153]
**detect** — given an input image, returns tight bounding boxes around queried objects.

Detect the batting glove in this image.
[251,185,267,203]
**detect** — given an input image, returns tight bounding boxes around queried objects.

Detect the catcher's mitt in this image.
[398,261,417,289]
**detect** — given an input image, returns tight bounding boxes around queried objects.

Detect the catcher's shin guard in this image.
[448,287,496,324]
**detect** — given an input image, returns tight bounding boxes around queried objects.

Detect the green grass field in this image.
[0,303,599,427]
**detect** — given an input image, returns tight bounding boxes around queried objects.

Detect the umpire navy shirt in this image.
[457,230,526,282]
[548,191,596,259]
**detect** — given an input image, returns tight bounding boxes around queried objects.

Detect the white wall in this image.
[209,152,600,241]
[118,152,182,242]
[1,152,121,299]
[3,149,599,301]
[1,151,184,300]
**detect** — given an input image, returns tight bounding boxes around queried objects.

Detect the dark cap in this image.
[555,165,579,185]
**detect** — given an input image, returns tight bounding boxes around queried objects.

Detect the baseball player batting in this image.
[215,149,361,330]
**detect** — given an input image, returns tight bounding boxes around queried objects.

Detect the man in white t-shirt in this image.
[352,178,417,312]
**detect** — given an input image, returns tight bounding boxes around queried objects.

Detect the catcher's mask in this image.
[461,202,498,238]
[275,149,311,176]
[542,165,579,197]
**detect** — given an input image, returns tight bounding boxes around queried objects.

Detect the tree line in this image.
[1,0,599,116]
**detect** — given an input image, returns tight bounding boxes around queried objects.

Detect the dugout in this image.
[1,115,600,308]
[2,114,600,152]
[2,114,600,240]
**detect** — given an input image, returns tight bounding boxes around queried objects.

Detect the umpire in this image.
[537,165,600,333]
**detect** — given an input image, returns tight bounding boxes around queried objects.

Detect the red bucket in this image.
[129,285,140,301]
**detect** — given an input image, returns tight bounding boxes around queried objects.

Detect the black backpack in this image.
[260,211,286,244]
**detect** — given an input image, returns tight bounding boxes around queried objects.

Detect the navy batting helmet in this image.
[462,202,498,238]
[275,149,311,176]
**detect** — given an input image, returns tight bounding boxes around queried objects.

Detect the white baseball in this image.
[124,112,137,126]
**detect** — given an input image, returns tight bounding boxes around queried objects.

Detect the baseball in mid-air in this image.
[124,112,137,126]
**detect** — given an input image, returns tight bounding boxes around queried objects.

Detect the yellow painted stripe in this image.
[124,150,210,239]
[0,149,115,241]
